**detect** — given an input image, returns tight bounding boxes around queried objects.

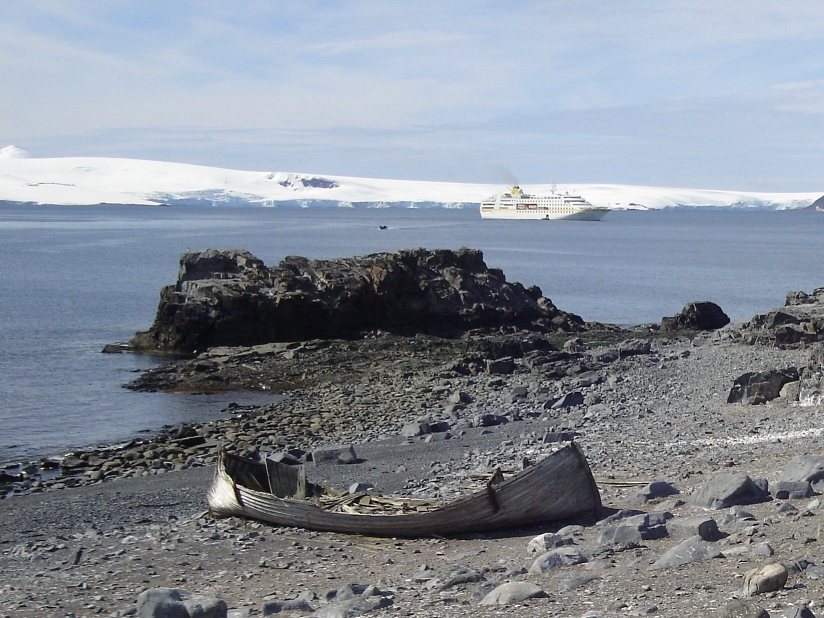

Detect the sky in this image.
[2,1,824,191]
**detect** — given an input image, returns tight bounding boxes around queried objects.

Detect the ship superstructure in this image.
[480,185,608,221]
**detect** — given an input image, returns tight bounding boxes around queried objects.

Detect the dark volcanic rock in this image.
[660,301,730,332]
[130,248,584,354]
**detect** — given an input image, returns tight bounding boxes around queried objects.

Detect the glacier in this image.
[0,146,819,210]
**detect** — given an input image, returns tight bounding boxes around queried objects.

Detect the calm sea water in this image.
[1,204,823,462]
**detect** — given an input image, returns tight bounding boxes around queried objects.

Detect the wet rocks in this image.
[130,247,585,354]
[660,301,730,332]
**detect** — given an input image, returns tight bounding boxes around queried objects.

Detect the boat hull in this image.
[208,442,602,537]
[480,208,609,221]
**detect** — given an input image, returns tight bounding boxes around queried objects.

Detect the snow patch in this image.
[0,145,32,159]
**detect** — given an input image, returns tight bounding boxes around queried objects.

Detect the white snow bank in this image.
[0,149,820,209]
[0,145,32,159]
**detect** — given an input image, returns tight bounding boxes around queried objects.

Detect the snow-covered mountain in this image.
[0,147,820,210]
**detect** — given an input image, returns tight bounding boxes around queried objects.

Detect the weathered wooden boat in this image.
[208,442,601,537]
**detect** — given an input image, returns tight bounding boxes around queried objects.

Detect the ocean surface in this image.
[2,204,824,463]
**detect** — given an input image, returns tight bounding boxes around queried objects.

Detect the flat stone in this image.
[479,582,547,605]
[648,535,724,570]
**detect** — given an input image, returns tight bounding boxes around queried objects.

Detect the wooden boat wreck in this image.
[208,442,602,537]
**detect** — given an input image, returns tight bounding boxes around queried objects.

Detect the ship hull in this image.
[480,208,609,221]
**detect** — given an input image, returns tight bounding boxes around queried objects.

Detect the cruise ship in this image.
[480,185,609,221]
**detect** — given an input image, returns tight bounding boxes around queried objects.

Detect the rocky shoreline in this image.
[3,248,824,618]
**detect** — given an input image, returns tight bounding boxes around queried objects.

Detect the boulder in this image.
[713,600,770,618]
[690,473,768,510]
[486,357,515,375]
[743,563,788,596]
[598,513,670,545]
[666,516,722,541]
[727,369,800,405]
[648,535,724,570]
[529,547,588,573]
[137,588,227,618]
[400,423,430,438]
[551,391,585,409]
[660,301,730,332]
[479,582,547,605]
[527,532,572,554]
[626,481,679,505]
[769,481,813,500]
[130,247,585,353]
[618,338,652,358]
[781,455,824,485]
[312,445,357,466]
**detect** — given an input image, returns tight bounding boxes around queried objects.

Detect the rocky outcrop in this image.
[739,288,824,345]
[660,301,730,332]
[130,248,585,354]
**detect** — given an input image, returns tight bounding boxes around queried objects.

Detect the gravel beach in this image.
[3,326,824,618]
